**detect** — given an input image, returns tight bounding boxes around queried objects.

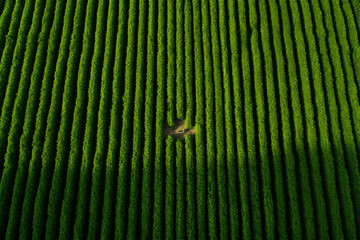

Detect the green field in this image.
[0,0,360,239]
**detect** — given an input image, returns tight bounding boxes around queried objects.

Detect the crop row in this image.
[0,0,359,239]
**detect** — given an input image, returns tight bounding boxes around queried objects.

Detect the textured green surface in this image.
[0,0,359,239]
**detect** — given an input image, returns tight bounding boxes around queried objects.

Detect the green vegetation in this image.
[0,0,360,239]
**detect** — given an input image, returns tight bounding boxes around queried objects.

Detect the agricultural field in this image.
[0,0,360,239]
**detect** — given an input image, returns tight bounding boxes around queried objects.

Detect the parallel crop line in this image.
[166,0,176,127]
[330,0,360,154]
[20,0,77,237]
[0,0,26,114]
[32,0,87,238]
[341,0,360,104]
[200,0,218,238]
[258,0,288,238]
[208,1,230,238]
[113,0,139,238]
[309,0,357,237]
[70,0,106,237]
[4,0,58,238]
[175,140,186,239]
[17,0,69,237]
[151,0,166,237]
[139,0,157,237]
[278,0,315,237]
[184,0,194,127]
[57,0,97,238]
[0,0,45,236]
[185,136,196,238]
[0,0,16,57]
[268,0,302,238]
[165,136,176,239]
[297,0,344,237]
[320,0,360,233]
[249,0,276,238]
[192,0,207,238]
[126,0,148,237]
[238,0,264,238]
[86,0,116,237]
[0,0,34,171]
[176,0,185,119]
[218,0,241,239]
[229,0,252,238]
[99,2,129,240]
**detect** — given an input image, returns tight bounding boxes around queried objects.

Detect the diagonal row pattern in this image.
[0,0,359,239]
